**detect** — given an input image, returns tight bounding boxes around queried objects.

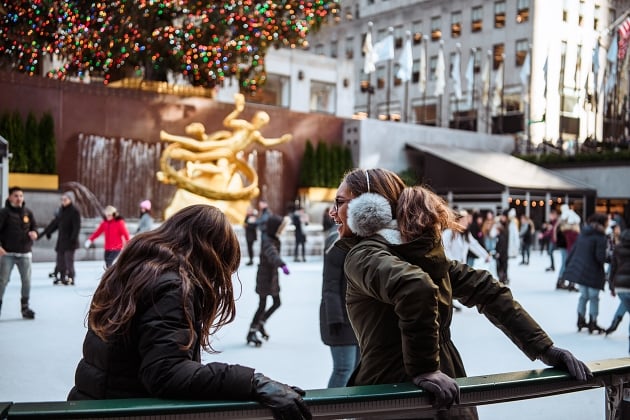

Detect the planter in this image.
[9,173,59,190]
[298,187,337,203]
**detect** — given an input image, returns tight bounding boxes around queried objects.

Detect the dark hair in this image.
[88,205,241,353]
[342,168,460,242]
[587,212,608,227]
[8,186,23,195]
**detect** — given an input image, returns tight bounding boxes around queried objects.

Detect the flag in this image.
[362,32,375,74]
[519,50,530,102]
[481,51,490,106]
[606,31,618,94]
[492,61,504,113]
[451,48,462,100]
[464,53,474,94]
[434,46,446,96]
[618,16,630,61]
[396,33,413,82]
[372,34,395,63]
[419,40,427,94]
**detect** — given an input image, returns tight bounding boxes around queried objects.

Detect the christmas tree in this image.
[0,1,339,91]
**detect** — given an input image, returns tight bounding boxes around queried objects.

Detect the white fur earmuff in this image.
[347,193,393,237]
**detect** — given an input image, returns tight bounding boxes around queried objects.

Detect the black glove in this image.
[412,370,460,409]
[251,373,312,420]
[538,345,593,381]
[329,323,343,336]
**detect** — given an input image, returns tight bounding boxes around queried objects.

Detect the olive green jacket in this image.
[339,233,553,386]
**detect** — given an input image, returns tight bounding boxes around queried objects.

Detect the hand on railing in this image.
[412,370,460,409]
[251,372,312,419]
[538,345,593,381]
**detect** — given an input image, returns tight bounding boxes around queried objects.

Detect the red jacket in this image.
[89,218,129,251]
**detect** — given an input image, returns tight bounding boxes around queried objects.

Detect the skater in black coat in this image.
[41,191,81,285]
[247,214,290,346]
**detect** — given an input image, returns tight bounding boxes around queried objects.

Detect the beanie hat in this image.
[62,191,76,203]
[140,200,152,211]
[104,205,117,216]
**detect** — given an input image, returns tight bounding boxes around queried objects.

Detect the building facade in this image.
[307,0,630,148]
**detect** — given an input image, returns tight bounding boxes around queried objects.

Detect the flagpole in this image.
[386,27,394,120]
[454,43,461,129]
[500,53,505,134]
[423,36,428,124]
[402,31,411,122]
[486,50,492,134]
[526,44,532,152]
[471,47,476,129]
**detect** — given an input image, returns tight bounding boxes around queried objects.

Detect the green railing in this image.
[3,358,630,419]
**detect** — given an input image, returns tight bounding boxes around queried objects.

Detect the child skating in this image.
[247,214,290,346]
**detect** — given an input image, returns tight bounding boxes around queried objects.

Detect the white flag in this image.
[492,61,504,113]
[465,53,474,94]
[520,51,530,101]
[481,52,490,106]
[451,49,462,100]
[372,34,395,63]
[396,34,413,82]
[362,32,375,74]
[419,41,427,94]
[434,47,446,96]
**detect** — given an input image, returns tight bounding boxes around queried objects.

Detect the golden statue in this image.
[157,93,292,223]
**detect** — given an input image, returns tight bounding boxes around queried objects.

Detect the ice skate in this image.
[246,329,262,347]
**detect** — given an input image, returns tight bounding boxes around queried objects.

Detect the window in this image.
[474,48,482,73]
[429,55,438,80]
[249,73,290,108]
[560,41,567,88]
[494,1,506,28]
[578,0,584,26]
[493,43,505,69]
[516,0,529,23]
[314,44,325,55]
[361,32,369,57]
[472,6,483,32]
[431,16,442,41]
[345,36,354,59]
[412,58,420,83]
[394,63,402,86]
[515,39,528,66]
[563,0,569,22]
[394,25,404,48]
[451,11,462,38]
[310,80,336,114]
[594,5,600,30]
[330,40,338,58]
[376,65,386,89]
[412,20,423,45]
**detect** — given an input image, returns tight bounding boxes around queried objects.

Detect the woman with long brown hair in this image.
[68,204,311,420]
[330,168,591,418]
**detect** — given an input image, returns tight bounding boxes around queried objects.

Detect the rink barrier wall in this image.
[2,358,630,419]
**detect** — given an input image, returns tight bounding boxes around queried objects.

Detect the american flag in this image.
[618,16,630,61]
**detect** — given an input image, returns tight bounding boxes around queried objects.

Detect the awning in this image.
[405,143,596,196]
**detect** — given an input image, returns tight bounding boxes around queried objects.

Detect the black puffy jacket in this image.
[68,273,254,400]
[610,229,630,292]
[563,224,608,290]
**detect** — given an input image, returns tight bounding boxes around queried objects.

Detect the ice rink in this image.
[1,250,628,419]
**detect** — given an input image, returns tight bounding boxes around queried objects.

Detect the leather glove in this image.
[281,265,290,275]
[412,370,460,409]
[329,322,343,336]
[538,346,593,381]
[251,373,312,420]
